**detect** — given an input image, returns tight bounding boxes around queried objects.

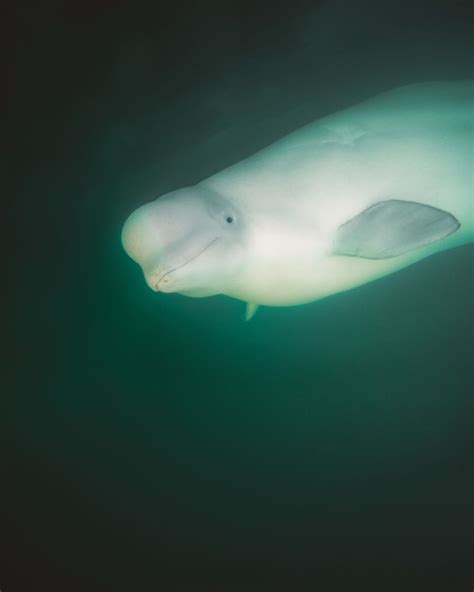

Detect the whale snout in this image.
[121,185,243,298]
[121,204,159,264]
[140,267,173,292]
[155,274,173,292]
[121,204,169,291]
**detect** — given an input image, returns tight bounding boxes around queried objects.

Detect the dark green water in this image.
[9,1,473,588]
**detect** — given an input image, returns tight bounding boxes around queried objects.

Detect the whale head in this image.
[121,185,246,297]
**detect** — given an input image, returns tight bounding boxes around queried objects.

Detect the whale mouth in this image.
[155,237,219,291]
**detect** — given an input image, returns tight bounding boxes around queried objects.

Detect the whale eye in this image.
[226,216,234,224]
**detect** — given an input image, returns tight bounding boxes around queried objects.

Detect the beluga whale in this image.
[121,80,473,319]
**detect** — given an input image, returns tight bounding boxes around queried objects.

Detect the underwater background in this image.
[8,1,473,589]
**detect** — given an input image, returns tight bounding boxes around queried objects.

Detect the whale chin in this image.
[155,281,175,293]
[177,287,220,298]
[152,272,217,297]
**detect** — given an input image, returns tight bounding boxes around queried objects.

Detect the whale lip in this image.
[155,237,220,292]
[155,273,172,292]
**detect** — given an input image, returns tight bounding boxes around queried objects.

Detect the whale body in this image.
[121,80,473,318]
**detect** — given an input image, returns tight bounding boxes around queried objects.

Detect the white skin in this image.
[121,185,247,298]
[121,81,473,308]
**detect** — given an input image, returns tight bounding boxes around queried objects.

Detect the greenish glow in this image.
[122,81,473,312]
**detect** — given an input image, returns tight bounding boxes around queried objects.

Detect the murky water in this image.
[10,1,473,588]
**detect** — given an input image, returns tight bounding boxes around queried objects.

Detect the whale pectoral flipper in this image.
[332,199,461,259]
[245,302,259,321]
